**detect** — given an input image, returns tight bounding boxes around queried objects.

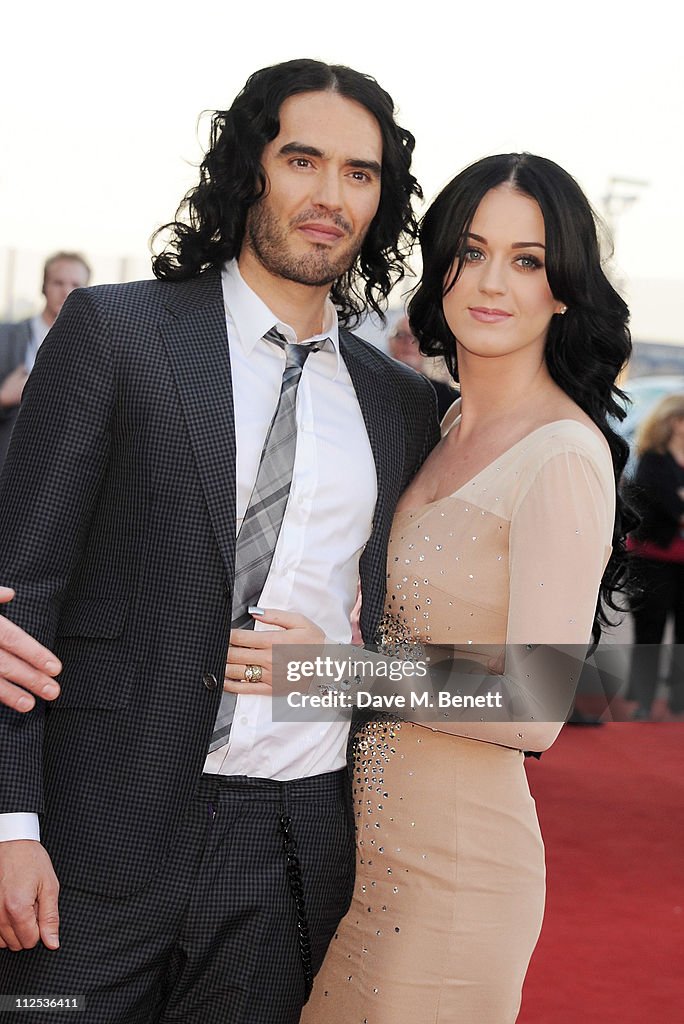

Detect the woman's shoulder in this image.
[535,417,612,465]
[511,416,614,508]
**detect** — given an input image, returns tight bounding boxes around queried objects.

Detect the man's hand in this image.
[0,588,61,711]
[0,840,60,950]
[0,366,29,409]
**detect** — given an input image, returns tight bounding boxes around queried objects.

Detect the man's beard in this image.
[245,203,365,286]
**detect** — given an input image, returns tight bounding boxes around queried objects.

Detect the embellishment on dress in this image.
[375,612,426,660]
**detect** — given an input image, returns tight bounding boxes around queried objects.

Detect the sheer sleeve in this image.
[507,448,615,648]
[411,443,615,751]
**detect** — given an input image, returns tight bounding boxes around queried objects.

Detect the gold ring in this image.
[243,665,263,683]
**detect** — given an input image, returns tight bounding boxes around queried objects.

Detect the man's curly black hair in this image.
[152,58,422,325]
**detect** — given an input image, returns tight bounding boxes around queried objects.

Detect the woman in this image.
[626,393,684,720]
[227,153,632,1022]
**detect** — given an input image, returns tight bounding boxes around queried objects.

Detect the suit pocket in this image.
[51,630,137,712]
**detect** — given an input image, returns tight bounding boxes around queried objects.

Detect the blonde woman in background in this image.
[626,393,684,720]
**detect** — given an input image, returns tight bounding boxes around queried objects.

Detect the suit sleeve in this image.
[0,287,116,813]
[402,374,440,489]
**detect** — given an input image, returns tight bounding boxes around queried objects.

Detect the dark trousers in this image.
[0,770,354,1023]
[628,557,684,713]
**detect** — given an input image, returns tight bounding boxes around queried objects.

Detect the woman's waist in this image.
[354,718,524,766]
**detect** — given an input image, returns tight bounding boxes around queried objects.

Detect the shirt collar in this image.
[221,259,342,378]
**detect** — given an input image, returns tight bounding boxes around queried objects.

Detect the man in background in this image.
[0,252,91,469]
[387,311,457,419]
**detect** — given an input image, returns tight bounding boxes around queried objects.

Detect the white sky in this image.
[1,0,682,338]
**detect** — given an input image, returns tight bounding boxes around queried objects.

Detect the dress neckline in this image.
[395,416,603,518]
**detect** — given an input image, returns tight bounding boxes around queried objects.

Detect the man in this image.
[387,312,457,419]
[0,60,438,1023]
[0,252,91,471]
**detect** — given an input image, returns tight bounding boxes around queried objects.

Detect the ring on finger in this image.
[243,664,263,683]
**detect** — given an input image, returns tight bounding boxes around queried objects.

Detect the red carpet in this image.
[519,723,683,1023]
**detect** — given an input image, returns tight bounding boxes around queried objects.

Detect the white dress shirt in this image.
[0,260,377,841]
[204,260,377,780]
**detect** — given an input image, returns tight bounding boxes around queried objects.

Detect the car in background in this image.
[613,374,684,477]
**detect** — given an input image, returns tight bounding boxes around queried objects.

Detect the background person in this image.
[387,312,457,419]
[0,252,91,471]
[626,393,684,720]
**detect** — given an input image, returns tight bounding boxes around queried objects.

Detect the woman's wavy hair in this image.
[408,152,636,642]
[151,58,422,325]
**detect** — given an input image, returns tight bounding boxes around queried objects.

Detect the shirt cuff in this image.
[0,812,41,842]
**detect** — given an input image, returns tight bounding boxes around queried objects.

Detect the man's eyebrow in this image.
[348,158,382,175]
[278,142,381,175]
[278,142,325,158]
[467,232,545,250]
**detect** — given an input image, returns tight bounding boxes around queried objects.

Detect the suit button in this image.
[203,672,219,690]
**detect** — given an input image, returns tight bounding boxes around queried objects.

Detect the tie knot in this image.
[262,326,330,371]
[284,341,319,370]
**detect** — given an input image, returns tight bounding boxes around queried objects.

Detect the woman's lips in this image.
[468,307,513,323]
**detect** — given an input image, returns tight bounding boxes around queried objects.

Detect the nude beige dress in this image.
[301,410,614,1024]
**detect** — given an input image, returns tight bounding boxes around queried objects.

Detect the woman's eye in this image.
[516,255,542,269]
[464,248,484,262]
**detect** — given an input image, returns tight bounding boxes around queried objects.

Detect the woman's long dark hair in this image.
[151,58,422,325]
[408,153,636,641]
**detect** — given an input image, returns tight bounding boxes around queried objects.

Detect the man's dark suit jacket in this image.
[0,318,31,472]
[0,269,439,898]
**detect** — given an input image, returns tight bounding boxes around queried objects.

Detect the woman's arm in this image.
[226,448,615,752]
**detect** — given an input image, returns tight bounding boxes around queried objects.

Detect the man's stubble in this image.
[245,202,367,287]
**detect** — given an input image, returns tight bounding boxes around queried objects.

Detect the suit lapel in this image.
[340,329,405,518]
[159,305,406,615]
[159,270,237,583]
[340,329,405,639]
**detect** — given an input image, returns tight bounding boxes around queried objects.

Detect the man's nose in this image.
[310,168,342,210]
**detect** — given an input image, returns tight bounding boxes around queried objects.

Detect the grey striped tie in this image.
[208,327,327,751]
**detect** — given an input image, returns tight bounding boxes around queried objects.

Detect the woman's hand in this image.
[224,609,325,697]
